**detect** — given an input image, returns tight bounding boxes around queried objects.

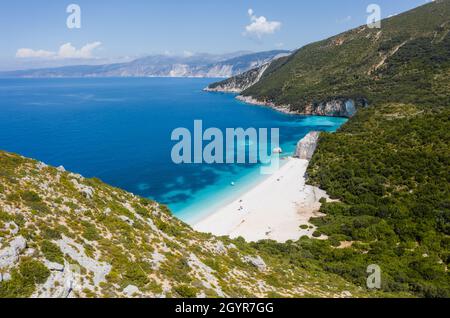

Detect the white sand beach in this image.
[193,157,329,243]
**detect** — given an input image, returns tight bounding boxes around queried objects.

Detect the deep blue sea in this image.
[0,78,347,222]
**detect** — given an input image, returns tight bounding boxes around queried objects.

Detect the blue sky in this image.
[0,0,431,70]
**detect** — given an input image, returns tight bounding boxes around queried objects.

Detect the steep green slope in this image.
[1,150,395,298]
[243,0,450,113]
[253,104,450,297]
[239,1,450,297]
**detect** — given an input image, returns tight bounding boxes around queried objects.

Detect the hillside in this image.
[0,50,290,79]
[229,1,449,297]
[209,0,450,117]
[205,1,450,297]
[1,150,398,298]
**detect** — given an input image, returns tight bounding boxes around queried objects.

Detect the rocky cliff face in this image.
[205,64,269,93]
[302,100,357,117]
[234,96,357,118]
[295,132,321,160]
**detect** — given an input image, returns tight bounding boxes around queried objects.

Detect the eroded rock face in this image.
[295,132,321,160]
[304,100,357,117]
[205,64,270,93]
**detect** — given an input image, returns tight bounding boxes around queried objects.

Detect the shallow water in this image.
[0,78,347,222]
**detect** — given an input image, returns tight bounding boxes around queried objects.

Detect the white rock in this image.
[212,241,227,254]
[123,285,140,297]
[341,290,352,298]
[36,162,48,170]
[0,272,12,282]
[295,131,321,160]
[149,251,166,270]
[24,248,36,257]
[0,236,27,269]
[44,260,65,272]
[56,237,111,286]
[188,253,225,297]
[57,165,66,172]
[71,179,95,199]
[118,215,134,225]
[243,255,267,272]
[3,221,19,236]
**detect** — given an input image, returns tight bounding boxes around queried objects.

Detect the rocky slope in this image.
[205,64,270,93]
[0,150,388,298]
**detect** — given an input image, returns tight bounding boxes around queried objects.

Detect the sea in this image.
[0,78,347,223]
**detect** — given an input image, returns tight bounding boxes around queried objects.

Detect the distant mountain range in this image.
[0,50,290,78]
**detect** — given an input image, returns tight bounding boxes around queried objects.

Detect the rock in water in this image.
[295,132,321,160]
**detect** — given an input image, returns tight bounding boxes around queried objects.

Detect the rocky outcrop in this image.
[295,132,321,160]
[236,95,295,114]
[123,285,140,297]
[242,255,267,272]
[237,96,357,118]
[205,64,270,93]
[71,178,94,199]
[302,100,357,117]
[0,236,27,270]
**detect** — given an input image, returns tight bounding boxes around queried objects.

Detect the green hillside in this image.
[240,0,450,297]
[243,0,450,112]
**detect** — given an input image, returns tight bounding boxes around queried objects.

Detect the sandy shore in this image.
[193,157,328,243]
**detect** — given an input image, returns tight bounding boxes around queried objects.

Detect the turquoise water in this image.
[0,78,347,223]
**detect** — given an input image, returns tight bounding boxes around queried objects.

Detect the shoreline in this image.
[193,156,329,243]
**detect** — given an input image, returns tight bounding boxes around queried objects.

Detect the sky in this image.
[0,0,433,70]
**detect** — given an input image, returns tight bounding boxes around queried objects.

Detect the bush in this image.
[173,284,198,298]
[20,191,41,202]
[41,240,64,264]
[41,226,62,240]
[82,223,100,241]
[0,259,50,297]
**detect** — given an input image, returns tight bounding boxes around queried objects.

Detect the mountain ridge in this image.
[1,50,290,79]
[208,0,450,117]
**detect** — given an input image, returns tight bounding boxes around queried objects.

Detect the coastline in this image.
[193,156,329,243]
[191,88,350,243]
[236,95,298,115]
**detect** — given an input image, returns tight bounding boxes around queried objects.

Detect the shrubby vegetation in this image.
[246,0,450,298]
[0,259,49,298]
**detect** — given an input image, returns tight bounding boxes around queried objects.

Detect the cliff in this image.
[235,96,358,117]
[295,132,321,160]
[205,64,269,93]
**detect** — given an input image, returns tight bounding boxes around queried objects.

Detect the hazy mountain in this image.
[0,50,290,78]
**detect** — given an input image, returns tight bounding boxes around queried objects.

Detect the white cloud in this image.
[16,48,54,58]
[15,42,102,59]
[244,8,281,39]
